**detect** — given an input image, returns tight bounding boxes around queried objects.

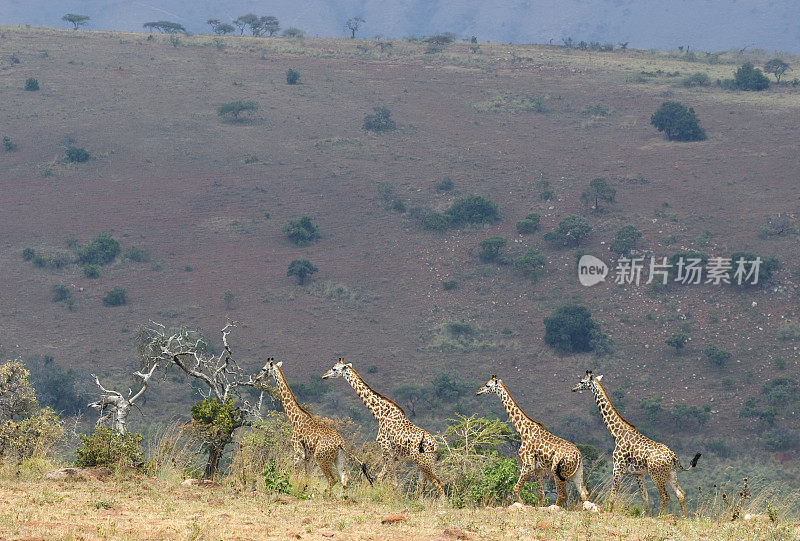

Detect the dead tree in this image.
[137,321,264,478]
[88,363,157,434]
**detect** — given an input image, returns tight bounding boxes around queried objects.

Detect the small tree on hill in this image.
[544,215,591,247]
[513,249,546,282]
[763,59,789,83]
[446,195,499,225]
[363,106,396,132]
[287,259,318,284]
[581,178,616,211]
[543,304,603,353]
[217,100,258,121]
[478,236,507,263]
[143,21,186,34]
[79,234,120,265]
[207,19,234,35]
[260,16,280,37]
[286,69,300,85]
[282,216,319,245]
[346,17,365,39]
[734,62,770,90]
[62,14,90,30]
[665,332,689,353]
[515,212,540,234]
[610,225,642,255]
[282,27,305,38]
[650,102,706,141]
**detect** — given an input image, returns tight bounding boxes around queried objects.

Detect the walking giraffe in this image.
[321,359,445,496]
[572,371,700,516]
[255,358,371,490]
[477,375,589,506]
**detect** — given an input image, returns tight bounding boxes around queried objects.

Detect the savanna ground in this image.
[1,25,799,538]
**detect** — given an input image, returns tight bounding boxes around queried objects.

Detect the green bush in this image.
[79,234,120,265]
[75,427,145,469]
[610,225,642,255]
[83,265,100,278]
[363,106,396,132]
[513,249,546,282]
[761,377,798,405]
[703,343,731,366]
[762,429,798,452]
[435,177,454,191]
[263,458,292,493]
[282,216,319,245]
[665,332,689,352]
[478,236,507,263]
[21,247,35,261]
[543,215,591,247]
[446,195,499,225]
[286,69,300,85]
[639,397,663,422]
[50,284,72,303]
[287,259,318,284]
[734,63,770,91]
[217,100,258,120]
[65,146,91,162]
[682,72,710,87]
[422,212,452,231]
[580,178,616,211]
[3,136,16,151]
[468,457,534,506]
[515,212,540,234]
[445,321,474,338]
[124,246,150,262]
[102,287,127,306]
[671,403,711,426]
[727,252,779,284]
[543,304,603,353]
[650,101,707,141]
[24,77,39,91]
[442,279,458,290]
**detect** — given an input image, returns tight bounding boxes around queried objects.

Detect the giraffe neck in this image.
[496,382,531,435]
[591,380,634,441]
[344,368,404,421]
[273,366,309,425]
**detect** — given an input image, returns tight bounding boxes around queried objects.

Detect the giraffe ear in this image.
[595,374,603,381]
[346,362,353,367]
[276,361,283,368]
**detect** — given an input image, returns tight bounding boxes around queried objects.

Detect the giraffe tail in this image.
[554,458,566,482]
[340,445,374,485]
[676,452,702,471]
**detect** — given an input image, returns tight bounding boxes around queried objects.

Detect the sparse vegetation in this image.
[477,236,507,263]
[217,100,258,121]
[287,259,318,285]
[281,27,305,39]
[580,178,616,211]
[286,68,300,85]
[513,249,546,282]
[74,427,144,469]
[544,215,591,247]
[362,106,396,132]
[609,225,642,255]
[102,287,128,307]
[62,14,90,30]
[665,332,689,352]
[515,212,540,234]
[78,234,120,265]
[704,343,732,366]
[24,77,39,91]
[65,146,90,163]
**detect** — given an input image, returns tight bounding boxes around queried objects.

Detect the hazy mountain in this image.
[2,1,799,53]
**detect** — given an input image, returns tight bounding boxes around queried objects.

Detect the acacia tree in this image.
[137,322,264,478]
[207,19,234,35]
[581,178,616,211]
[143,21,186,34]
[346,17,365,38]
[287,259,318,284]
[764,58,790,83]
[650,101,706,141]
[62,14,90,30]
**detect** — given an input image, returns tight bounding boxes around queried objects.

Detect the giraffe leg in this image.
[416,455,444,497]
[635,475,650,516]
[335,448,349,490]
[512,464,534,504]
[570,460,590,502]
[651,469,670,516]
[554,478,567,507]
[667,469,687,517]
[609,463,623,513]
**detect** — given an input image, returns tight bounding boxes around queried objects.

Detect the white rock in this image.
[583,501,601,513]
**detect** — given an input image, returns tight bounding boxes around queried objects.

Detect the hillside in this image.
[1,26,799,504]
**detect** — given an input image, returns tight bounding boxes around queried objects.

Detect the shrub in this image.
[363,106,396,132]
[75,427,145,469]
[639,397,663,422]
[543,304,603,353]
[671,404,711,426]
[682,72,710,87]
[762,429,798,452]
[281,216,319,246]
[759,214,796,238]
[543,215,591,247]
[124,246,150,262]
[515,212,540,234]
[21,247,35,261]
[513,249,546,282]
[286,69,300,85]
[650,101,707,141]
[79,234,120,265]
[435,177,454,191]
[734,63,770,91]
[262,458,292,493]
[102,287,127,306]
[610,225,642,255]
[580,178,616,211]
[217,100,258,120]
[703,343,731,366]
[478,236,507,263]
[668,249,709,281]
[287,259,318,284]
[761,377,798,405]
[189,397,244,478]
[24,77,39,91]
[0,407,64,461]
[446,195,499,225]
[422,212,451,231]
[739,397,776,426]
[65,146,90,162]
[50,284,71,303]
[445,321,473,338]
[442,279,458,290]
[665,332,689,352]
[3,136,16,151]
[728,252,780,283]
[281,27,304,38]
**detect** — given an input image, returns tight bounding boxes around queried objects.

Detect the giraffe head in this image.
[321,358,352,380]
[571,370,602,392]
[476,375,502,396]
[255,357,282,382]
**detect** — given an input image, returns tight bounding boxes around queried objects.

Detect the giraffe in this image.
[321,359,445,496]
[255,358,371,491]
[477,375,589,506]
[572,370,700,516]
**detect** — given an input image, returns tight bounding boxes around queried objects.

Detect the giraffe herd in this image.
[255,359,700,517]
